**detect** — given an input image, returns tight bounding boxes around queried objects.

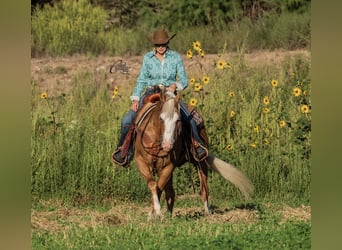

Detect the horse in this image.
[134,89,253,220]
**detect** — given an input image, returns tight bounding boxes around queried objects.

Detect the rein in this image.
[136,102,165,157]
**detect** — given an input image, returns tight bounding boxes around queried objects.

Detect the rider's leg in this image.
[112,110,137,166]
[179,101,208,161]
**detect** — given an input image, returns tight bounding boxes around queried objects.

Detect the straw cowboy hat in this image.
[149,29,176,44]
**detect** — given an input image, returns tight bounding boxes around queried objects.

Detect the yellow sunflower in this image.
[202,75,210,84]
[253,126,259,133]
[199,49,205,58]
[113,86,119,95]
[271,79,278,87]
[226,62,232,69]
[192,41,201,51]
[226,144,233,151]
[301,104,310,113]
[250,142,257,148]
[217,60,225,69]
[263,107,270,114]
[40,92,47,99]
[279,120,286,127]
[189,98,198,107]
[292,87,302,97]
[229,111,235,118]
[112,86,119,99]
[189,77,196,85]
[228,91,235,97]
[263,96,270,105]
[186,49,193,59]
[194,83,203,92]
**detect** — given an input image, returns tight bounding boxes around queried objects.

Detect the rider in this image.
[111,29,208,167]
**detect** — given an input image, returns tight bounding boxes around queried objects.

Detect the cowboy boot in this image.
[192,138,209,162]
[111,124,135,167]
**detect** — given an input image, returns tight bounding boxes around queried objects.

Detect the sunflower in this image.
[217,60,225,69]
[292,87,302,97]
[263,138,269,145]
[40,92,47,99]
[301,104,310,113]
[226,62,232,69]
[263,96,270,105]
[228,91,235,97]
[199,49,205,58]
[250,142,257,148]
[226,144,233,151]
[194,83,202,92]
[113,86,119,95]
[189,98,198,107]
[279,120,286,127]
[192,41,201,51]
[253,125,259,133]
[202,75,210,84]
[229,111,235,118]
[271,79,278,87]
[263,107,270,114]
[186,49,193,59]
[189,77,196,85]
[112,86,119,99]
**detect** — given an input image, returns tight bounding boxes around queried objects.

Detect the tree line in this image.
[32,0,310,30]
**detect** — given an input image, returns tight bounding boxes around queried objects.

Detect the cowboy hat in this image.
[149,29,176,44]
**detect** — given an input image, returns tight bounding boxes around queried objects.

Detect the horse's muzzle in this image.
[162,140,173,152]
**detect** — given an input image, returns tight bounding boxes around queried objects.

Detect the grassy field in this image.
[32,198,310,249]
[31,48,311,249]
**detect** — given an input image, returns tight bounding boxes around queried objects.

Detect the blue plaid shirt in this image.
[130,48,188,101]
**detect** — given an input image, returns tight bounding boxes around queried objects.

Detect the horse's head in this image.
[159,91,181,152]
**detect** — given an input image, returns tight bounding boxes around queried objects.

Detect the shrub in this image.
[31,0,108,56]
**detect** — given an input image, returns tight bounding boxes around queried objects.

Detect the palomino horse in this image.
[134,89,253,219]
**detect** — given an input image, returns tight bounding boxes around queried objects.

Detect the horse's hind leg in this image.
[164,174,175,215]
[197,161,210,215]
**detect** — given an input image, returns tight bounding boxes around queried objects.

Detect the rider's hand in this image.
[131,100,139,112]
[167,84,176,93]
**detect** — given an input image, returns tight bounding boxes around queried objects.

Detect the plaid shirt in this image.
[130,48,188,101]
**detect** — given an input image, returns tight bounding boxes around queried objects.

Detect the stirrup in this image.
[111,148,129,167]
[193,143,209,162]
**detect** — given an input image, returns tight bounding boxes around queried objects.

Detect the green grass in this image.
[31,199,310,249]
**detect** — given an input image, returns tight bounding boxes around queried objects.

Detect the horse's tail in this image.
[207,154,254,199]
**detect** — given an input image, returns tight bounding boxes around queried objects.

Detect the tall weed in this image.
[31,47,311,204]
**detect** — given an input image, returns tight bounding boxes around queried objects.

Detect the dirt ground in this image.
[31,49,310,97]
[31,201,311,232]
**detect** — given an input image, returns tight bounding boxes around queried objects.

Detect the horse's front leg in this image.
[157,162,175,215]
[164,173,175,215]
[197,161,210,215]
[136,156,162,220]
[148,179,162,219]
